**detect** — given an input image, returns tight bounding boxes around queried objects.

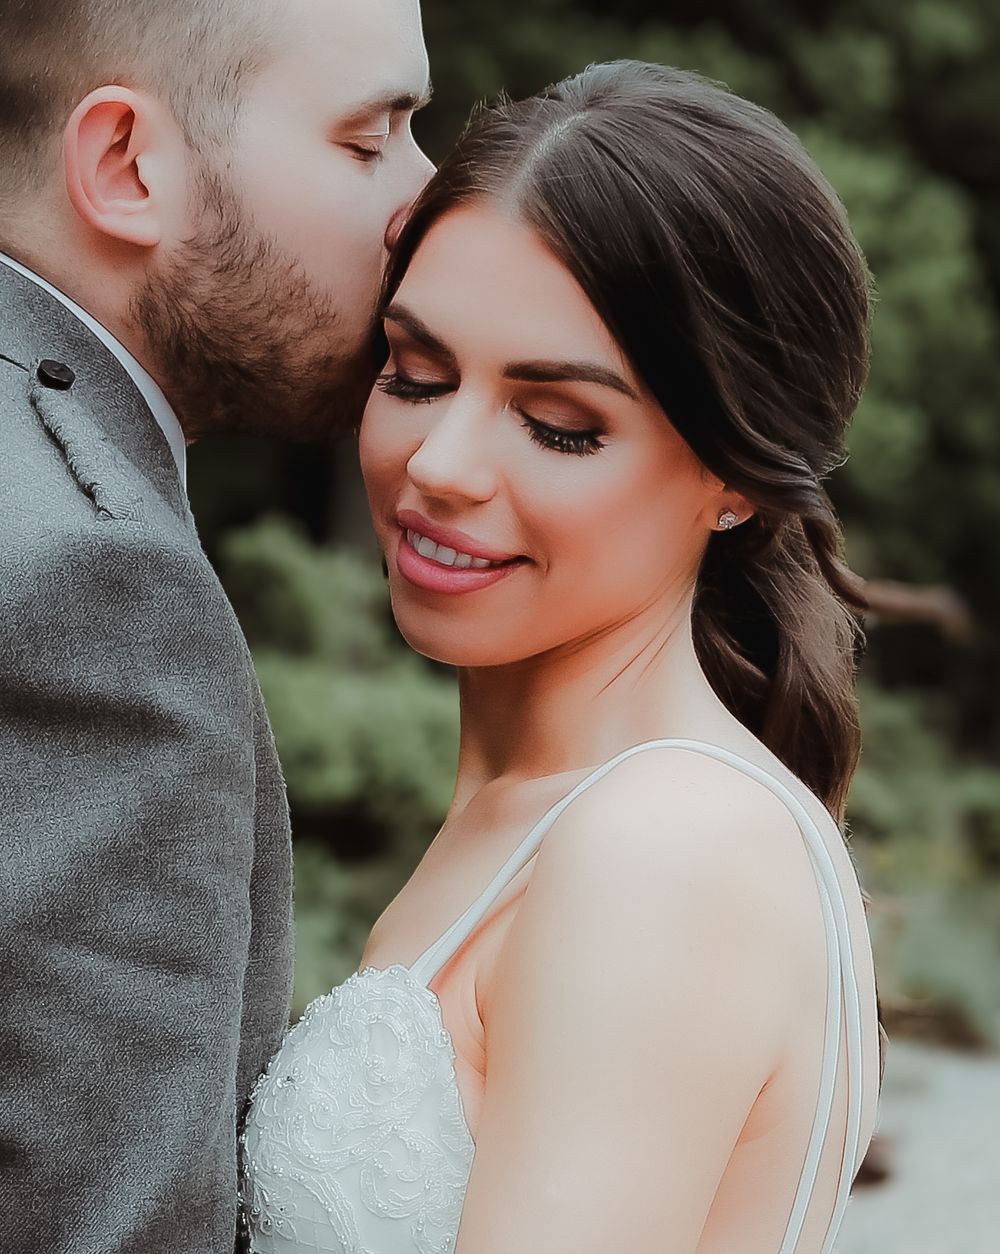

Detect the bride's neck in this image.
[449,600,733,804]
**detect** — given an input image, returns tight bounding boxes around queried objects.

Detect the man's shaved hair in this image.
[0,0,277,203]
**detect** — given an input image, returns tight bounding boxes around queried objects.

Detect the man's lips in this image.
[395,508,523,564]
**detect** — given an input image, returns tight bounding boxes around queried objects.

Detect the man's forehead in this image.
[278,0,429,106]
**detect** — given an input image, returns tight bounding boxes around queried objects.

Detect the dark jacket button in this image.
[37,359,76,390]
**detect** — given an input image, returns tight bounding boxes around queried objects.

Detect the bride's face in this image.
[359,202,732,668]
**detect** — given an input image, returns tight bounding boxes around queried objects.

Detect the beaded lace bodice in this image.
[238,962,474,1254]
[239,739,872,1254]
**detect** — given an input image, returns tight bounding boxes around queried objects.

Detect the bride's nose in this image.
[405,397,499,504]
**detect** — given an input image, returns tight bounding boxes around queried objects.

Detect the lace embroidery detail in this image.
[239,964,476,1253]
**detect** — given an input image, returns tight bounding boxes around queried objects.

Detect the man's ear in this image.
[63,86,183,250]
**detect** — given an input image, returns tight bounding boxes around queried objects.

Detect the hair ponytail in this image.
[695,504,867,822]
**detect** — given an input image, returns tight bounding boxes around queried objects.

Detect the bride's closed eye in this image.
[374,370,606,457]
[375,371,450,403]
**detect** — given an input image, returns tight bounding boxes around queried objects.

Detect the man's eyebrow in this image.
[383,303,457,364]
[504,360,639,399]
[340,82,434,127]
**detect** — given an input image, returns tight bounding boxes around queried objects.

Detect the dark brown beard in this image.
[131,163,380,443]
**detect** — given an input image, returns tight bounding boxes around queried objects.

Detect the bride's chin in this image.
[390,620,510,669]
[393,627,474,667]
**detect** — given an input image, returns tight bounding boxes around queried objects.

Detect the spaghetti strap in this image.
[406,738,687,986]
[407,737,867,1251]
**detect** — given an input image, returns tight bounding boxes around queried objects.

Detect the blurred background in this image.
[190,1,1000,1248]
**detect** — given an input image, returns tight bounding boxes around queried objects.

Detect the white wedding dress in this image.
[239,739,873,1253]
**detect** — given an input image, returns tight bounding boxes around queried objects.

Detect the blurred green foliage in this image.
[220,518,459,851]
[850,684,1000,1045]
[196,0,1000,1045]
[220,517,462,1016]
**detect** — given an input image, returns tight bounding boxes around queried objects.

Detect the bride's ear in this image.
[711,494,755,531]
[699,470,755,532]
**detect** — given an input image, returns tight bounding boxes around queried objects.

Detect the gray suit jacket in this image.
[0,262,294,1253]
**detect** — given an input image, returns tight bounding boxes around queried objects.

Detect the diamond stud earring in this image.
[717,509,739,531]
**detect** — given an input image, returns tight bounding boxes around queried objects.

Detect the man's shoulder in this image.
[0,364,220,637]
[2,347,188,533]
[1,268,188,523]
[0,500,220,637]
[0,486,253,708]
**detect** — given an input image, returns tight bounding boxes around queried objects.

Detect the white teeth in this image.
[406,528,510,570]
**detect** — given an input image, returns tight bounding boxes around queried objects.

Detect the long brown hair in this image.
[384,60,873,825]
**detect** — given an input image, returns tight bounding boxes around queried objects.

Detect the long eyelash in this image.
[375,372,606,456]
[519,413,605,457]
[375,372,449,403]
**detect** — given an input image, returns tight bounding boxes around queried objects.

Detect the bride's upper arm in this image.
[455,750,807,1254]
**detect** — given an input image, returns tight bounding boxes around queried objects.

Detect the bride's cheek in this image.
[357,426,387,488]
[360,435,405,495]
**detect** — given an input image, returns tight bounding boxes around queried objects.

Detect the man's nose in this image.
[385,151,437,250]
[385,203,410,251]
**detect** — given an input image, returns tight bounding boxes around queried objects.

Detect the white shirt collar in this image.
[0,251,187,490]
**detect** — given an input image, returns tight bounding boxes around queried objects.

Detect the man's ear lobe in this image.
[64,87,169,250]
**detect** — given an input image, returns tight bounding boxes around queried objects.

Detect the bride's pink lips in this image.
[395,508,519,563]
[395,528,528,595]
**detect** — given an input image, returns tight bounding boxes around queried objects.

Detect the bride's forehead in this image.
[398,206,621,361]
[410,203,558,267]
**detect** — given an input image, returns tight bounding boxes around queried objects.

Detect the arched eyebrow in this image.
[503,360,638,399]
[384,303,638,399]
[384,304,457,366]
[340,82,434,129]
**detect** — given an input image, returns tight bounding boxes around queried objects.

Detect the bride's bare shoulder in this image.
[540,741,819,885]
[488,739,835,1013]
[475,743,821,1191]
